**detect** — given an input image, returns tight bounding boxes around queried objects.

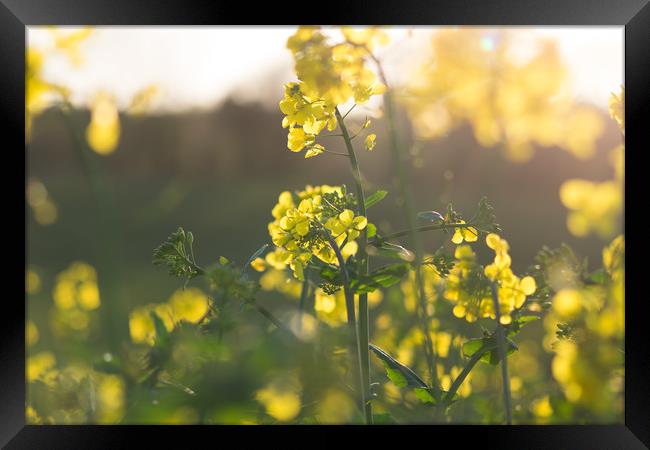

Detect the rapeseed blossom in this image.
[483,233,536,325]
[129,287,210,345]
[403,28,603,161]
[445,235,536,324]
[86,91,121,155]
[543,235,623,416]
[265,185,368,281]
[451,220,478,244]
[560,87,624,238]
[280,27,387,156]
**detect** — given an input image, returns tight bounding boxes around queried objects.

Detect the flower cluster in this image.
[49,262,101,338]
[257,185,367,281]
[129,287,210,345]
[402,28,604,161]
[559,87,624,239]
[86,91,121,155]
[280,27,388,156]
[444,234,536,324]
[483,234,536,325]
[280,82,336,156]
[451,220,478,244]
[608,86,624,134]
[543,235,624,416]
[444,245,491,323]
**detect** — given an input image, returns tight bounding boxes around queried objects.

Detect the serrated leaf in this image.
[369,344,428,389]
[365,190,388,209]
[152,227,201,281]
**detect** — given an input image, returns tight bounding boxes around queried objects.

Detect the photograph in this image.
[24,25,625,426]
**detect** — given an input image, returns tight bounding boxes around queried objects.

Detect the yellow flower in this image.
[86,91,121,155]
[168,287,210,324]
[280,27,388,157]
[543,235,624,417]
[560,179,622,239]
[52,262,101,311]
[255,376,302,422]
[128,303,174,345]
[451,220,478,244]
[608,86,624,134]
[365,133,377,151]
[266,185,368,281]
[402,28,603,161]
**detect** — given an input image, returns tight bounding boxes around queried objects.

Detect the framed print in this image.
[2,0,648,447]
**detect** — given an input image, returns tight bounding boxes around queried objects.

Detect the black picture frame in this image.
[2,0,647,447]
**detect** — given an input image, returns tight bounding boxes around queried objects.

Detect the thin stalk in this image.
[325,234,367,420]
[254,303,296,338]
[335,108,373,424]
[186,261,294,339]
[297,271,311,333]
[491,283,513,424]
[373,59,439,395]
[371,222,483,245]
[442,346,489,407]
[58,105,123,355]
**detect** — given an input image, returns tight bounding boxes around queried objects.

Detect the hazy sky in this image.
[28,26,624,113]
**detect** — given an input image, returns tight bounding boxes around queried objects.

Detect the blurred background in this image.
[26,26,624,424]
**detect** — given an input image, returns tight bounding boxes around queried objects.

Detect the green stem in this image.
[297,271,311,333]
[371,222,482,245]
[325,233,367,420]
[442,346,489,407]
[187,261,294,339]
[375,60,439,396]
[58,104,123,355]
[335,107,372,424]
[491,283,513,424]
[254,303,295,338]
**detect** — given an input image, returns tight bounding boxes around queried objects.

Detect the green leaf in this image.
[369,344,428,389]
[243,243,269,273]
[385,365,408,388]
[364,190,388,209]
[372,413,398,424]
[319,263,409,294]
[150,311,170,345]
[414,387,436,404]
[462,339,487,358]
[92,354,123,374]
[517,315,540,325]
[357,263,409,292]
[366,223,377,238]
[366,242,415,262]
[417,211,444,222]
[588,268,608,285]
[152,227,202,281]
[462,335,518,365]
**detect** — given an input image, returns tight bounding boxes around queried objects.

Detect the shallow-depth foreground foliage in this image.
[26,26,624,425]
